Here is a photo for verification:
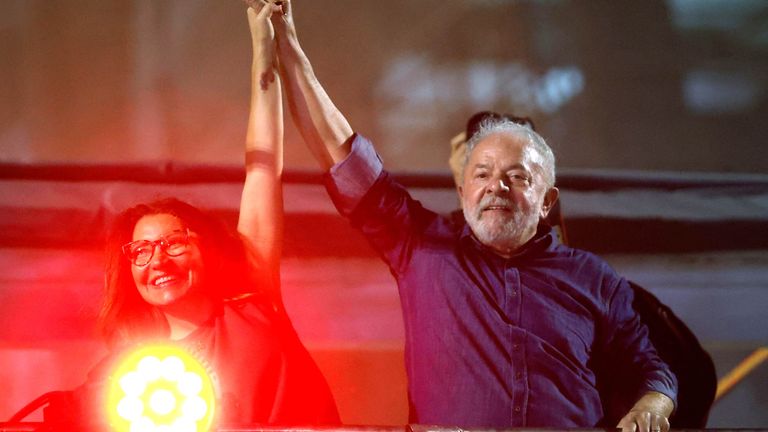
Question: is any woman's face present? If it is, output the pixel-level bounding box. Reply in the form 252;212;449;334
128;213;206;308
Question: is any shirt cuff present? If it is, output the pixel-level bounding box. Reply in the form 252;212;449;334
644;378;679;411
324;133;384;216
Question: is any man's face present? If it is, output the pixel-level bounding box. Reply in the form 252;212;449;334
459;132;558;257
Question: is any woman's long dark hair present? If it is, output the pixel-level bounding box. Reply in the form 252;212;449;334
98;198;266;348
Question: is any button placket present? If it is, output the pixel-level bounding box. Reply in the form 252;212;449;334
504;265;521;320
507;264;527;426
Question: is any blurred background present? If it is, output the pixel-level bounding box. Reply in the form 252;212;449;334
1;0;767;427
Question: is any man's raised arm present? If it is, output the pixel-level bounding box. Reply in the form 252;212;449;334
271;0;354;170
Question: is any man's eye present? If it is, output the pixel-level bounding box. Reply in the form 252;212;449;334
475;172;488;179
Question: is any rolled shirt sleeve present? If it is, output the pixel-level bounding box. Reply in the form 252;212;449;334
324;133;384;216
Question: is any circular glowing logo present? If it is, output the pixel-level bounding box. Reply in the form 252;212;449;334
106;345;216;432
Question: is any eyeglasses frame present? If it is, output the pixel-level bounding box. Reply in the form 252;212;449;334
121;228;192;267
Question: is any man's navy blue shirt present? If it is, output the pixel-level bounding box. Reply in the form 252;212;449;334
325;135;677;428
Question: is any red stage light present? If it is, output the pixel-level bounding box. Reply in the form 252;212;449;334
106;345;217;432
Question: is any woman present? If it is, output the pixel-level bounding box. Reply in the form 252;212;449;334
71;2;339;428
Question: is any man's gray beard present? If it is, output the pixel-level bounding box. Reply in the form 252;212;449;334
463;204;539;253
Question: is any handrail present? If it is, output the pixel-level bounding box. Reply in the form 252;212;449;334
2;161;768;191
715;347;768;401
2;425;766;432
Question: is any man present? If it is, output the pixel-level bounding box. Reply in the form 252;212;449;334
269;1;677;430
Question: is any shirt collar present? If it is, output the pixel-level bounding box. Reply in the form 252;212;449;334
460;220;560;260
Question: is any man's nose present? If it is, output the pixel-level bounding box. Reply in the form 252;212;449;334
486;178;511;194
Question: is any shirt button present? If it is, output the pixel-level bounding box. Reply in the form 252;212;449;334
510;290;517;296
512;344;519;350
514;406;521;412
516;372;523;379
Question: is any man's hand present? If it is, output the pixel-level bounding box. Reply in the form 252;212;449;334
264;0;354;169
617;391;675;432
268;0;296;44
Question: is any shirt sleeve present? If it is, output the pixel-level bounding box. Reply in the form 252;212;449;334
601;277;679;410
323;133;384;216
322;133;440;274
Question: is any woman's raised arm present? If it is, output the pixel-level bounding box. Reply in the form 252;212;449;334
238;1;285;300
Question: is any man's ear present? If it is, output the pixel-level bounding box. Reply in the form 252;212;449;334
540;186;559;219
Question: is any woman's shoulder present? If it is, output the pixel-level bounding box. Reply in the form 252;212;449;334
223;293;313;348
222;292;279;323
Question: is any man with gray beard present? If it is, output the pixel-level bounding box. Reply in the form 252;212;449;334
269;1;677;430
459;120;558;258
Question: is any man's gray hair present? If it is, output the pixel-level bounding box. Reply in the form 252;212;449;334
463;118;556;187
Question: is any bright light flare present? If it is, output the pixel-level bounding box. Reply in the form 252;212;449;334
107;345;216;432
149;389;177;415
